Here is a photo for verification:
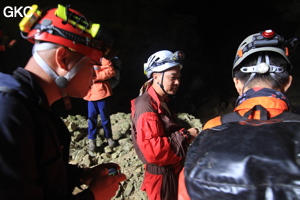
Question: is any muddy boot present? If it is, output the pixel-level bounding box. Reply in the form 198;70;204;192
107;138;116;148
88;139;96;151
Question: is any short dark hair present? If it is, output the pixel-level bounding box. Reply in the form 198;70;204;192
233;52;290;90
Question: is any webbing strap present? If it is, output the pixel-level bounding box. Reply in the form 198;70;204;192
0;86;17;94
0;86;27;103
221;104;268;123
242;105;268;120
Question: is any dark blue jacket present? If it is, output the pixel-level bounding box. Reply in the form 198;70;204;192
0;67;89;199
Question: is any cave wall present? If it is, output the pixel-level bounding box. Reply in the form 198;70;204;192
1;0;300;124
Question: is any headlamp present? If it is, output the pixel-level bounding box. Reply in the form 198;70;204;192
19;4;41;33
55;5;100;38
54;4;114;49
55;4;114;57
151;51;185;68
236;30;298;60
172;50;185;62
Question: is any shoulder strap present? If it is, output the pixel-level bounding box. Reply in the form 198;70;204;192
0;86;18;94
242;105;268;120
221;104;300;124
221;105;269;123
0;86;27;102
272;111;300;120
221;112;242;123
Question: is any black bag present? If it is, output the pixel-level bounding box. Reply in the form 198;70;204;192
185;105;300;200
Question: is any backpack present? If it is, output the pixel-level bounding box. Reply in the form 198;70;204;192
108;57;121;88
185;105;300;200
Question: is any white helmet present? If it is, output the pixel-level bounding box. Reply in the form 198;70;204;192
144;50;185;78
233;29;298;75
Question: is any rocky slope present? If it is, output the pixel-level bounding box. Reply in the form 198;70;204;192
63;112;202;200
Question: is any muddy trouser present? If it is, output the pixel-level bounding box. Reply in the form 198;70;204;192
142;164;180;200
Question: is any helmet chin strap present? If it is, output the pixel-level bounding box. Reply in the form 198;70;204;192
32;43;89;109
157;72;172;96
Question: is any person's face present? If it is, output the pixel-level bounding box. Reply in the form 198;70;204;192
66;56;97;98
154;66;181;95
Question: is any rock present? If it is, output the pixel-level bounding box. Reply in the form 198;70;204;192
73;131;86;142
104;146;113;153
118;138;131;145
73;149;87;164
124;183;134;196
177;112;203;131
82;154;91;167
68;122;78;132
112;131;123;140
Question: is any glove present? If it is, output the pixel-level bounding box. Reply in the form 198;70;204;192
81;163;126;200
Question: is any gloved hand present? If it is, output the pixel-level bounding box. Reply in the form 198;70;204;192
187;127;199;141
80;163;126;200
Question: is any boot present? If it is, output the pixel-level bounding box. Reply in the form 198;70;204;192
88;139;96;151
107;138;116;148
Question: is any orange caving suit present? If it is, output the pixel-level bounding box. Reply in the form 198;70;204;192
131;85;190;200
84;58;115;101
